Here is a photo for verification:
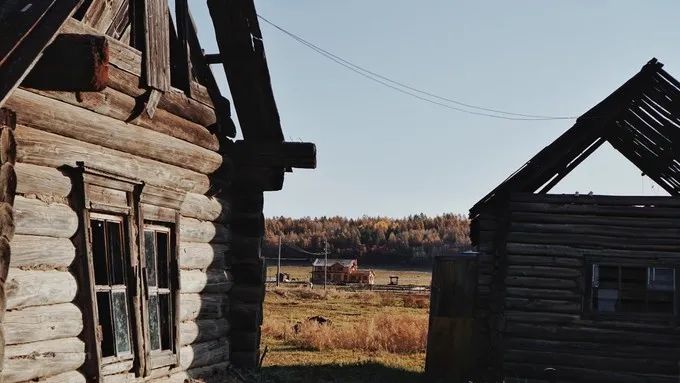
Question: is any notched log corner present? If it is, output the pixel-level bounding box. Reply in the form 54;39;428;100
22;34;109;92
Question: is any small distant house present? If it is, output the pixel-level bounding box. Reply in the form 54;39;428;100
311;258;375;285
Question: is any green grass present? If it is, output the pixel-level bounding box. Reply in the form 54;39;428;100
257;286;430;382
266;265;432;286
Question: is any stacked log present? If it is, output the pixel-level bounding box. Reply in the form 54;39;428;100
498;193;680;382
228;191;266;367
0;8;284;379
0;109;16;381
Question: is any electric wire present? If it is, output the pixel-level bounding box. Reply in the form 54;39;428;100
257;14;579;121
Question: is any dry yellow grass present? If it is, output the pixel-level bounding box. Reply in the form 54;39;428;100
263;313;427;354
258;287;429;382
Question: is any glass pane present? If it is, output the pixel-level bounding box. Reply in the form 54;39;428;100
620;266;646;313
108;221;125;285
157;231;169;289
159;293;172;350
649;268;675;291
144;230;157;287
149;294;161;351
112;292;131;354
594;265;619;312
97;292;114;357
91;219;108;285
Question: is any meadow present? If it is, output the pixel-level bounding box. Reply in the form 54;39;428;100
256;286;431;383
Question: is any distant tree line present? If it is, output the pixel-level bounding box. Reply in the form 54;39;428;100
264;214;470;264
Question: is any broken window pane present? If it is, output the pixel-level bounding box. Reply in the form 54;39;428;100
97;292;114;357
157;231;169;289
92;219;108;285
159;293;172;350
149;294;161;351
112;292;131;354
108;221;125;285
144;230;157;287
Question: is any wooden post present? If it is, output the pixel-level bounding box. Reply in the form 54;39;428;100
0;108;17;382
276;236;281;287
324;239;328;291
425;252;479;382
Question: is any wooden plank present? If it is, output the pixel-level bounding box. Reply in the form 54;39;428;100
143;0;170;91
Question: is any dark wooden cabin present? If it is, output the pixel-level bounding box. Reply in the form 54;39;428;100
0;0;315;382
467;59;680;382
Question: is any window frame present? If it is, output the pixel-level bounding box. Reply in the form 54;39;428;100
583;256;680;322
89;212;134;361
75;164;146;380
140;218;181;372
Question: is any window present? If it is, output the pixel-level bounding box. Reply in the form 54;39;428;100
587;262;677;317
91;213;132;359
144;224;176;356
76;164;184;378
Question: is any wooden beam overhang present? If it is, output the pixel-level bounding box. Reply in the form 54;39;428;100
0;0;84;106
232;141;317;169
22;33;109;91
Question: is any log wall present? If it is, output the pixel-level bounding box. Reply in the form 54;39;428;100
475;193;680;382
0;11;249;382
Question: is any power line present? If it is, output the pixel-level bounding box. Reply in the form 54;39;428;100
257;14;579;121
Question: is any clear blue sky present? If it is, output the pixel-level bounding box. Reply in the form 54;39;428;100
188;1;680;218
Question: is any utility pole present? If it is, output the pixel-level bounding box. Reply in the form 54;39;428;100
324;239;328;290
276;236;281;287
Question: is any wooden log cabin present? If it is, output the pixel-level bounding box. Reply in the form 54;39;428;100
0;0;315;382
463;58;680;382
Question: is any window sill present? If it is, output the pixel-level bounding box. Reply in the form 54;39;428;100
148;350;177;370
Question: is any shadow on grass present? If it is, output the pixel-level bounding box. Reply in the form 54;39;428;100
257;361;424;383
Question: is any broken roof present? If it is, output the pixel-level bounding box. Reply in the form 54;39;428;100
471;58;680;217
312;259;357;267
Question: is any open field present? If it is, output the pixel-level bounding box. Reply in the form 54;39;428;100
257;287;430;382
265;264;432;286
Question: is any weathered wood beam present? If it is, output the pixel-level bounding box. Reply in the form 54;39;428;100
233;141;317;169
22;33;109;92
2;337;85;383
0;0;83;106
207;0;283;141
15;125;211;194
6;89;223;174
